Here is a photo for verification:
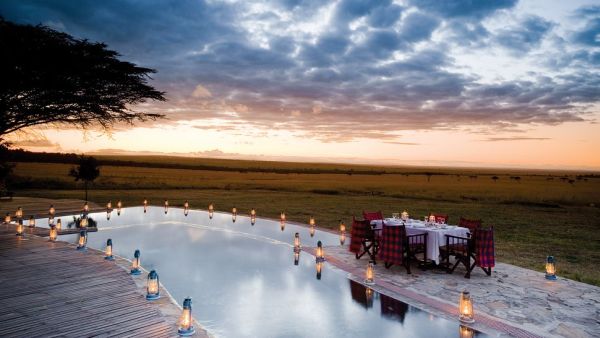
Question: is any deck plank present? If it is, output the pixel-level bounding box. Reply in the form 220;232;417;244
0;234;177;338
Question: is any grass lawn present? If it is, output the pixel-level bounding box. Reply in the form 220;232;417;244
8;158;600;286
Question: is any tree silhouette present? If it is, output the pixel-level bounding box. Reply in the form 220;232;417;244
0;142;15;194
0;18;165;138
491;176;499;183
69;156;100;201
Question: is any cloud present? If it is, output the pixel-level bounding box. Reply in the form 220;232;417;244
0;0;598;143
484;137;551;142
495;16;554;53
192;84;212;98
10;137;61;149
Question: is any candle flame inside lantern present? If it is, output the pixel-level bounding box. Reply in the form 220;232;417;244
105;239;113;259
459;291;475;323
545;256;557;280
365;261;375;284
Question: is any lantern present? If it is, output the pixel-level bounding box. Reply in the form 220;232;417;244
459;291;475;323
184;200;189;209
293;232;301;252
56;218;62;231
316;261;323;280
280;212;286;222
232;207;237;222
76;230;87;250
459;325;475;338
309;216;315;227
83;202;89;213
117;200;123;215
49;205;55;217
16;220;24;236
309;226;315;237
105;239;114;260
143;198;148;213
80;216;88;228
131;249;141;275
339;221;346;245
365;287;374;307
316;240;325;262
401;210;409;221
208;203;214;219
365;261;375;285
545;256;557;280
15;207;23;219
178;298;196;336
294;251;300;265
107;201;112;210
4;213;11;224
49;225;57;241
28;216;35;228
250;208;256;217
146;270;160;300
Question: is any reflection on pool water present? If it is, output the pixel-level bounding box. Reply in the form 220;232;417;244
44;207;488;338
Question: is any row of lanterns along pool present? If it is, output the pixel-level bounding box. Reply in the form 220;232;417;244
6;202;560;335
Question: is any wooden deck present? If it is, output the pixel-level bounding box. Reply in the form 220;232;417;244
0;233;179;337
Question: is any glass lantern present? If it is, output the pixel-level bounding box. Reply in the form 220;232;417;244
545;256;557;280
49;205;55;217
459;291;475;323
293;232;301;252
164;199;169;214
309;216;315;227
184;200;189;210
146;270;160;300
131;249;141;275
459;325;475;338
232;207;237;222
106;201;112;210
339;221;346;245
309;225;315;237
316;261;323;280
117;200;123;215
76;230;87;250
105;239;114;260
16;219;24;236
143;198;148;213
401;210;409;221
294;251;300;266
365;261;375;285
178;298;196;336
280;212;286;222
49;225;57;241
316;240;325;262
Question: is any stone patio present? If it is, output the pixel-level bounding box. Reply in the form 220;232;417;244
323;244;600;338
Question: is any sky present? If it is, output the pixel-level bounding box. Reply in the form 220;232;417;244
1;0;600;170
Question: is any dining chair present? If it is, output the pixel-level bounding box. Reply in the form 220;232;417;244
441;227;495;278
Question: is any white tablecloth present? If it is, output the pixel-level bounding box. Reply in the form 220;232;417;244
371;218;470;264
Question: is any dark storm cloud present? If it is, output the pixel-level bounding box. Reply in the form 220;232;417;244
0;0;598;141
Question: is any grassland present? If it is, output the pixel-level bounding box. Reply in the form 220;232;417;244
7;157;600;286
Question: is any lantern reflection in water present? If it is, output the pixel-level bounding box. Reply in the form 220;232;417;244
49;205;55;217
76;230;87;250
4;213;10;224
178;297;195;336
316;261;323;280
49;225;57;241
459;325;474;338
146;270;160;300
293;232;301;252
143;199;148;213
339;221;346;245
315;241;325;263
232;207;237;222
56;218;62;230
105;239;114;260
117;200;122;215
131;249;141;275
15;207;23;220
459;291;475;323
164;199;169;214
208;204;214;219
28;216;35;228
294;251;300;265
184;201;189;216
280;212;286;222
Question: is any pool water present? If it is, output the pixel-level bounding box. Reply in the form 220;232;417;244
44;207;488;338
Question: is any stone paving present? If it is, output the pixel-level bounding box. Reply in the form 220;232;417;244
324;244;600;338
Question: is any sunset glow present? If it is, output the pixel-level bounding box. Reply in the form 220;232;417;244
2;0;599;169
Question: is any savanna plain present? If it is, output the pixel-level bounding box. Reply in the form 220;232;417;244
9;155;600;286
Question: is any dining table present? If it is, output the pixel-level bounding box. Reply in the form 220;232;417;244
370;218;470;265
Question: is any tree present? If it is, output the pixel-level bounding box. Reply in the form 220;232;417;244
0;142;15;193
69;156;100;201
0;18;165;138
491;176;499;183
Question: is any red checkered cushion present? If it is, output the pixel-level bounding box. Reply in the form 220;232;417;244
349;217;369;254
378;223;405;266
363;210;383;221
475;227;495;268
433;214;449;224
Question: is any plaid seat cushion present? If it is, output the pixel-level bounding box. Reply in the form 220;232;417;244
475;227;495;268
378;224;405;266
349;218;369;254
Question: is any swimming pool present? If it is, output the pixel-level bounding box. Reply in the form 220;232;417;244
44;207;488;337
